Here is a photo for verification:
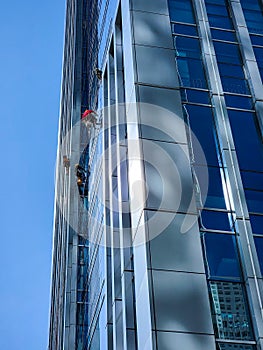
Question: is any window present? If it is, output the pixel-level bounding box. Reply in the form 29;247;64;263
250;214;263;234
225;95;253;110
172;23;197;36
195;165;227;209
254;237;263;274
202;233;241;280
184;105;219;166
205;0;233;29
200;210;231;231
168;0;196;24
228;110;263;172
211;29;236;42
209;281;253;340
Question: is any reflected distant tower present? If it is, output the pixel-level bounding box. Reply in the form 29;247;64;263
49;0;263;349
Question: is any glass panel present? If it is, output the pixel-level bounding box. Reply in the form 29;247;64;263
254;237;263;274
181;89;210;104
241;171;263;191
177;57;207;88
228;110;263;172
214;42;241;64
168;0;195;24
211;29;236;42
202;233;241;280
200;210;231;231
254;46;263;67
206;3;229;16
217;343;256;350
221;77;249;95
218;63;245;78
209;281;253;340
184;105;219;166
250;214;263;234
250;34;263;46
225;95;253;110
245;189;263;213
175;36;202;58
195;166;226;209
205;1;233;30
172;23;198;36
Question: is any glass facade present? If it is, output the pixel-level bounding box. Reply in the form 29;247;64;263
49;0;263;349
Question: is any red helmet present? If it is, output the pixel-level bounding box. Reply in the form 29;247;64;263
82;109;94;119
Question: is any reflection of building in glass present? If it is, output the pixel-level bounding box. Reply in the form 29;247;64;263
210;281;251;340
49;0;263;349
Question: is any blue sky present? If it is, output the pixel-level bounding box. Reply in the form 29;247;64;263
0;1;65;348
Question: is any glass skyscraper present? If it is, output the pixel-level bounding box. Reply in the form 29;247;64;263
49;0;263;349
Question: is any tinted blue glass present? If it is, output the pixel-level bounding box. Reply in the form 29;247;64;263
254;237;263;274
245;190;263;213
221;77;250;94
250;214;263;234
181;89;210;104
172;23;197;36
240;0;261;11
242;8;263;34
195;166;226;209
206;3;229;16
177;57;207;88
200;210;231;230
241;171;263;191
214;42;241;64
218;63;244;78
202;233;240;279
228;110;263;172
175;36;201;58
254;47;263;66
209;15;233;30
211;29;236;42
225;95;253;109
184;105;218;165
250;34;263;46
168;0;195;24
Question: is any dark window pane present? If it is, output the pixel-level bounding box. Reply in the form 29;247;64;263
250;34;263;46
184;105;218;166
175;36;201;58
181;89;210;104
254;47;263;67
241;171;263;191
225;95;253;110
195;166;226;209
168;0;195;24
221;77;250;94
243;10;263;34
172;23;197;36
250;214;263;234
211;29;236;42
254;237;263;274
214;42;241;64
245;189;263;213
240;0;262;11
209;281;253;340
206;4;229;16
218;63;245;78
200;210;231;230
202;233;241;280
177;57;207;88
209;15;233;30
228;110;263;172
